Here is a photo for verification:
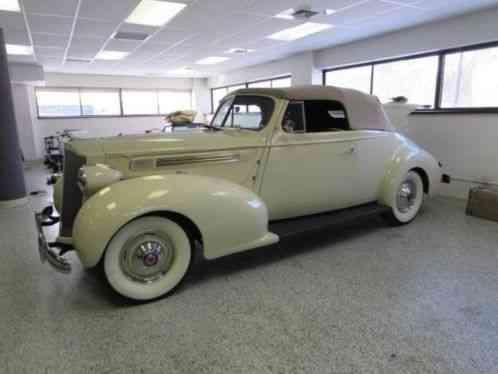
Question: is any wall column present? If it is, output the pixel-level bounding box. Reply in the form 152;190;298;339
0;28;27;208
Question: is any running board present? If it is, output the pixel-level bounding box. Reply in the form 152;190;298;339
269;203;390;238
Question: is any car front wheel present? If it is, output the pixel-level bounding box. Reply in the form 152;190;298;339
104;216;192;301
383;171;424;225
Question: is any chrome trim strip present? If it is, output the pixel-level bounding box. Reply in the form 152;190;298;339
156;153;240;167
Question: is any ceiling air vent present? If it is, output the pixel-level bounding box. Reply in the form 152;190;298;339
66;58;92;63
291;8;319;19
113;31;150;41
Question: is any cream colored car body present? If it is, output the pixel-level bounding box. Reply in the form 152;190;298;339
55;86;442;268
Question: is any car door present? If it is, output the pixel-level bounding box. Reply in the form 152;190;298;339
260;100;359;221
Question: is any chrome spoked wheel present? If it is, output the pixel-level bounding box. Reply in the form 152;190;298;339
384;171;424;225
104;217;192;301
396;179;418;214
120;233;175;283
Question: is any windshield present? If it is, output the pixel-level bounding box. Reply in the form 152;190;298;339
210;95;275;130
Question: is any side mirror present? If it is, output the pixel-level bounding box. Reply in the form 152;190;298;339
283;119;295;133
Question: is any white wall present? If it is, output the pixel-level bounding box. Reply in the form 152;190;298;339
208;51;317;88
207;7;498;199
11;84;39;160
13;73;211;160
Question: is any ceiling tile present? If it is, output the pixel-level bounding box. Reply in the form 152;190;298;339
147;28;195;45
32;33;69;48
105;38;142;52
3;30;30;45
7;54;36;63
38;55;63;66
67;37;106;59
34;46;65;58
327;0;400;25
27;14;74;34
167;4;267;32
73;18;118;39
0;11;27;32
23;0;78;17
78;0;140;22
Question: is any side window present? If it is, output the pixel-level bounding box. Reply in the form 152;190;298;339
226;96;275;130
282;102;305;133
304;100;350;132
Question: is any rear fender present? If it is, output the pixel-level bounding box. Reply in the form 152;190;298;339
379;138;441;208
73;174;278;268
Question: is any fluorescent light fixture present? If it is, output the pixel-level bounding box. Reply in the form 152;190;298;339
0;0;20;12
325;9;337;15
126;0;186;27
267;22;333;41
6;44;33;55
95;50;129;60
274;8;295;20
226;48;254;54
195;56;229;65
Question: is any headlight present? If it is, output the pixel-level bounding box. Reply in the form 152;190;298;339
77;168;87;187
78;164;122;196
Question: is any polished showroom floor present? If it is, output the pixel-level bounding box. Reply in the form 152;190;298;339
1;164;497;374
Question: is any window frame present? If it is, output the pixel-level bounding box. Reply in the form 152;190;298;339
322;40;498;114
210;75;292;113
35;87;193;119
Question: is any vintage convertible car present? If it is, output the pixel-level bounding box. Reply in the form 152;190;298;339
36;85;448;300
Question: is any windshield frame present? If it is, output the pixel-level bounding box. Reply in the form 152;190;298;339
210;94;276;131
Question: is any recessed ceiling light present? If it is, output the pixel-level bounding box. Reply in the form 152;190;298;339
195;56;230;65
325;9;337;15
95;51;129;60
6;44;33;55
0;0;20;12
126;0;187;27
267;22;333;41
226;48;254;54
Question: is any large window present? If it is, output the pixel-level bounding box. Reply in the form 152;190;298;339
211;75;292;112
441;46;498;108
122;90;159;116
325;65;372;94
323;41;498;112
373;56;438;108
36;89;81;117
80;89;121;116
36;88;192;118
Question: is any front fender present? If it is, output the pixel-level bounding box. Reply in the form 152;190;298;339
379;137;441;207
73;174;278;268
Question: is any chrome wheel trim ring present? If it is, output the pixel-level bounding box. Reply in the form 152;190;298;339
119;232;175;284
396;179;418;214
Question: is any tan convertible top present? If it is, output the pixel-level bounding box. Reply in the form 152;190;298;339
233;85;393;131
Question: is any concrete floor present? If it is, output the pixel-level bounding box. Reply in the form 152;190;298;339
0;165;497;374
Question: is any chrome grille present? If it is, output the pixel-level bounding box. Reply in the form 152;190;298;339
60;149;86;237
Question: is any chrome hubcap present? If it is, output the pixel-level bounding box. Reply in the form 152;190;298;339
120;233;175;283
397;180;418;213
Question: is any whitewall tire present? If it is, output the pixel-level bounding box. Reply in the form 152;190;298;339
384;171;424;225
104;216;192;301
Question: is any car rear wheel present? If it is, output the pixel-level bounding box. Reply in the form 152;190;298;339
383;171;424;225
104;216;192;301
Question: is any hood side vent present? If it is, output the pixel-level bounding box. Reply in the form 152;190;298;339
130;158;155;170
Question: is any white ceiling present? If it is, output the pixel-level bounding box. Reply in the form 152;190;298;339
2;0;498;78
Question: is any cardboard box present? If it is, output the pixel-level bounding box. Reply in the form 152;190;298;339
466;187;498;222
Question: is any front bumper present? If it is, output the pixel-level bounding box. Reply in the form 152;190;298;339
35;212;72;273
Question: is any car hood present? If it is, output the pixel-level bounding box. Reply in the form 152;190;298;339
68;129;266;160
